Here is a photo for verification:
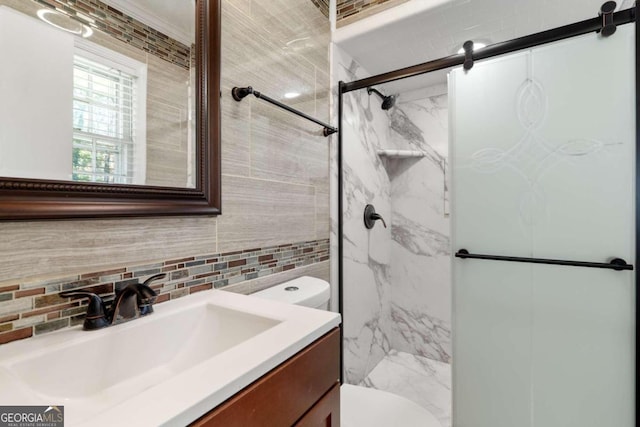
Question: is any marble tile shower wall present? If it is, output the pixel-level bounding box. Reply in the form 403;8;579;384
0;0;331;344
388;91;451;363
334;43;452;383
334;45;394;385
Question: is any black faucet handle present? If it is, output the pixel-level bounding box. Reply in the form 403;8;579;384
136;284;157;316
59;291;109;330
142;273;166;288
138;273;165;315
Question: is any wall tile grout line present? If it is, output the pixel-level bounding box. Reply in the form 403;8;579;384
220;173;319;189
0;238;329;346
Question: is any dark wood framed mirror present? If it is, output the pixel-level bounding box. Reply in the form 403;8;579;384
0;0;221;220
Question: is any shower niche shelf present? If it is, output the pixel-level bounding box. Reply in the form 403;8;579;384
376;149;426;159
377;149;427;180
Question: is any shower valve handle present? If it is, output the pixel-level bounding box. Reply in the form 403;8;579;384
364;204;387;229
370;213;387;228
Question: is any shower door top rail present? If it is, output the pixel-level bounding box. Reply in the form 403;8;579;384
340;6;636;93
455;249;633;271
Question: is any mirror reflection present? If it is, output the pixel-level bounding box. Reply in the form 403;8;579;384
0;0;196;188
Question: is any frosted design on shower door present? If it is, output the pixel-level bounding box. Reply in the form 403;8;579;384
450;25;635;427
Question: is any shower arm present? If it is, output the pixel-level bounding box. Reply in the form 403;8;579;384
231;86;338;137
367;87;385;99
366;87;396;110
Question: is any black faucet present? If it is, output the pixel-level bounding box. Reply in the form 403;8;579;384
60;273;166;330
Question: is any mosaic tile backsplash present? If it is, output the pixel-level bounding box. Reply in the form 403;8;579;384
337;0;408;24
34;0;191;69
310;0;397;23
0;239;329;345
310;0;329;18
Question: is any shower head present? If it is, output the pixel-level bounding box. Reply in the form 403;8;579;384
367;87;396;110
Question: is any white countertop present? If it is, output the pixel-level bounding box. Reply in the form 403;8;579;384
0;289;341;426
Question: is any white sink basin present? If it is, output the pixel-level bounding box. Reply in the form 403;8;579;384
10;305;280;399
0;289;341;426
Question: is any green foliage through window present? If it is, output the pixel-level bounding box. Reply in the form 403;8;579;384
71;55;136;184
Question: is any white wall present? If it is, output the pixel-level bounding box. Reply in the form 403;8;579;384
0;6;73;181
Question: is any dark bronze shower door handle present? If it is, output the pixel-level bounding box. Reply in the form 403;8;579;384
455;249;633;271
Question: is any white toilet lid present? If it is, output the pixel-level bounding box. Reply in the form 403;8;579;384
341;384;442;427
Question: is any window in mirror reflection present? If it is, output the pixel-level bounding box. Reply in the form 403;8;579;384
72;42;147;185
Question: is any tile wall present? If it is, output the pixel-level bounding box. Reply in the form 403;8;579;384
334;42;452;384
34;0;191;69
388;88;451;363
336;0;410;26
0;239;329;344
311;0;330;18
334;44;394;384
0;0;331;345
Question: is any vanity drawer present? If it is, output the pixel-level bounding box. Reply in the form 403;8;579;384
191;327;340;427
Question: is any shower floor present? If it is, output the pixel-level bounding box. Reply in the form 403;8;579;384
362;350;452;427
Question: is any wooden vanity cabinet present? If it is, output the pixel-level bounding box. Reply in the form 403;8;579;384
191;328;341;427
294;382;340;426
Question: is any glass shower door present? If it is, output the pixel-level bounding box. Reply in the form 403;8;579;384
450;24;635;427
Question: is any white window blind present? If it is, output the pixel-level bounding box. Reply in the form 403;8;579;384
72;55;137;184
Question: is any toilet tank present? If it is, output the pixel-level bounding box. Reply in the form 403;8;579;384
251;276;330;310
